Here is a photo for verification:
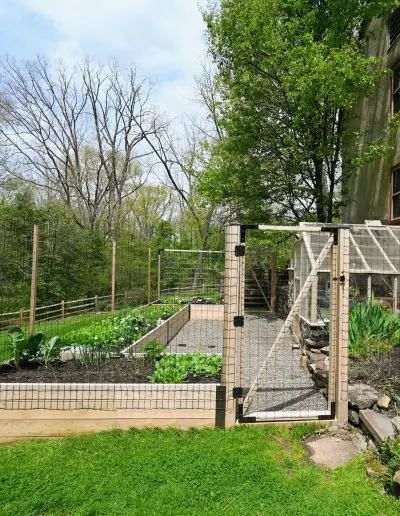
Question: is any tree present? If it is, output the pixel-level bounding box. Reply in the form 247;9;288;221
202;0;400;223
0;57;156;232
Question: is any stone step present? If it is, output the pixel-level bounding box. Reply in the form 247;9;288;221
359;409;395;446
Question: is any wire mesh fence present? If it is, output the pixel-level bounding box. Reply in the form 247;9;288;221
0;224;225;421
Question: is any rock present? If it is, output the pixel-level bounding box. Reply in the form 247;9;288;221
304;338;328;349
367;465;388;478
392;416;400;434
360;409;395;446
367;439;378;453
305;437;359;468
320;346;330;355
349;410;360;426
348;383;379;410
312;370;329;389
377;395;391;410
292;342;300;350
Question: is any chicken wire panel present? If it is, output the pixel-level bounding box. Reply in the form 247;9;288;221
160;249;224;303
242;229;332;421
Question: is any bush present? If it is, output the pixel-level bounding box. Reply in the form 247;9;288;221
349;297;400;357
380;437;400;491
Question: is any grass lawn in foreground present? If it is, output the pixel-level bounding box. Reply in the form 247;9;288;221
0;425;399;515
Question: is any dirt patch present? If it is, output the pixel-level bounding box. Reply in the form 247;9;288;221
0;358;220;384
349;347;400;395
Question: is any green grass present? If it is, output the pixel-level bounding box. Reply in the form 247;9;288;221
160;290;221;304
0;425;399;515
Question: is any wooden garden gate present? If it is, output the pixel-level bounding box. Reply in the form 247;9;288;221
221;223;350;427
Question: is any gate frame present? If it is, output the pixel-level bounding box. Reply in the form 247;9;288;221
222;223;350;427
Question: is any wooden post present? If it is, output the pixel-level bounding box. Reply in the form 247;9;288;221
148;248;152;305
335;228;350;425
393;276;398;312
29;224;39;334
271;251;277;312
61;300;65;320
222;223;243;427
111;240;116;313
367;275;372;300
94;295;98;312
19;308;24;327
157;250;161;301
328;240;338;406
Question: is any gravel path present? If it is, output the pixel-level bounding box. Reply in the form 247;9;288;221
167;311;328;419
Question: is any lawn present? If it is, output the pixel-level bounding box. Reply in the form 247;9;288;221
0;425;399;515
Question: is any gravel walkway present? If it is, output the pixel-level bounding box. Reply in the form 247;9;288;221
167;311;328;419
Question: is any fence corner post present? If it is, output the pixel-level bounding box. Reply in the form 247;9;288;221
222;223;243;427
335;228;350;425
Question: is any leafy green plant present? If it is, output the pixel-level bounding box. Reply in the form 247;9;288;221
349;297;400;357
6;328;29;368
40;336;63;367
5;328;62;367
149;353;222;384
142;340;166;362
380;436;400;491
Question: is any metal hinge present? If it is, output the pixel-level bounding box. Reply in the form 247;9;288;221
233;315;244;327
235;245;245;257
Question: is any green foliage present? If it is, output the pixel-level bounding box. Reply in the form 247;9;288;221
141;340;166;362
40;336;63;367
64;305;180;365
380;436;400;490
202;0;400;222
349;298;400;357
5;328;61;367
149;353;222;383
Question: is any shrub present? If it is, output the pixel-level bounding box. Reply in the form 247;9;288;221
380;437;400;490
349;297;400;357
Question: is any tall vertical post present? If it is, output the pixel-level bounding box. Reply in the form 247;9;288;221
335;228;350;425
29;224;39;334
111;240;116;313
148;248;152;305
222;223;243;427
61;300;65;320
328;236;338;406
271;251;277;313
157;250;161;301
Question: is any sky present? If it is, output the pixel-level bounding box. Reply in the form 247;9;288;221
0;0;209;120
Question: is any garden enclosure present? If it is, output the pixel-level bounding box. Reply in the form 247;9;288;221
2;220;399;439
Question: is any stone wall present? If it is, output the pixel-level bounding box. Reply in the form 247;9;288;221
299;318;330;396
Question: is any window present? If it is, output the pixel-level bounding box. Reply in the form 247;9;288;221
390;9;400;47
391;166;400;222
393;66;400;115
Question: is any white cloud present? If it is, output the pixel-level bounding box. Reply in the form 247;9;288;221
10;0;208;120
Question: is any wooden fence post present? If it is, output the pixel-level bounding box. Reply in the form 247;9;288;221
19;308;24;327
271;251;277;313
335;228;350;425
148;248;152;305
61;300;65;320
157;250;161;301
222;223;243;427
95;295;98;312
29;224;39;334
111;240;116;313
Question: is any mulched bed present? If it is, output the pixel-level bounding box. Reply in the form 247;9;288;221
0;358;220;384
349;346;400;395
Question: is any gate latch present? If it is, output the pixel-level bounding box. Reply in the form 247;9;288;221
233;315;244;327
339;274;346;283
235;245;245;257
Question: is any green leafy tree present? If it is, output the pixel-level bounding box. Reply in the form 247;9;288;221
202;0;400;223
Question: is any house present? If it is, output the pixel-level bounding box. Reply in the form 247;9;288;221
343;9;400;224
